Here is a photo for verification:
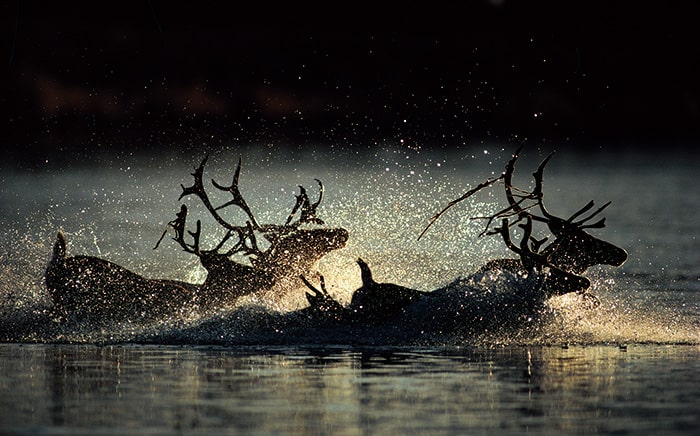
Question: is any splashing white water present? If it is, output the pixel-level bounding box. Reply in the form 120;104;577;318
1;146;697;345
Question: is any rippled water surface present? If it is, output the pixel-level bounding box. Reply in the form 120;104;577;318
1;343;698;435
1;144;698;433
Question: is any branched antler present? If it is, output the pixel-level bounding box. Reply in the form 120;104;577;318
300;274;346;315
421;144;627;294
211;157;261;229
495;217;545;270
179;156;259;234
421;143;616;242
418;143;534;241
156;155;333;271
418;172;507;240
495;217;591;293
154;205;196;252
285;179;325;226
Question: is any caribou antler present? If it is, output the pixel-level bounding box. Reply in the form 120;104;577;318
160;155;329;251
300;274;347;317
178;156;260;234
528;153;612;237
421;145;627;293
155;155;337;275
495;217;591;293
153;203;262;259
285;179;325;226
422;143;615;241
211;157;261;230
418;142;538;241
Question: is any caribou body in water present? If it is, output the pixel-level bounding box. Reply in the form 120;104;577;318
300;146;627;324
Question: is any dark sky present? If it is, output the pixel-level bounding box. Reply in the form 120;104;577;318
2;1;699;164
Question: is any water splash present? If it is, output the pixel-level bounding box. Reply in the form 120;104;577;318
1;146;697;346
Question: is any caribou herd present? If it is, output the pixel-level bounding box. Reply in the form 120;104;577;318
45;146;627;325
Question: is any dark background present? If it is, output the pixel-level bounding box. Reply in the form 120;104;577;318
2;1;698;165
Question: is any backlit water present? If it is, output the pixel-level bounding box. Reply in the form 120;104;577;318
1;144;698;434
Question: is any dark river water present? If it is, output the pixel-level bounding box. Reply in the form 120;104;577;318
1;343;697;435
0;144;698;434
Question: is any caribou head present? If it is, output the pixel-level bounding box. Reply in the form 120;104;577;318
154;156;349;301
420;144;627;296
501;147;628;277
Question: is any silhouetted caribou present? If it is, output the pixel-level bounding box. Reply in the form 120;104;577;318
45;157;348;320
421;144;627;296
302;258;427;322
301;146;627;322
46;231;196;319
490;148;626;296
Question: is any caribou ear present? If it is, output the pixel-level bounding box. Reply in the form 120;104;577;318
357;258;374;286
52;231;67;261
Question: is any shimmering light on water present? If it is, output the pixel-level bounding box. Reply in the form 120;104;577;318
0;344;697;434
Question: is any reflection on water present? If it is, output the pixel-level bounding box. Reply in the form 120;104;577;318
0;344;697;434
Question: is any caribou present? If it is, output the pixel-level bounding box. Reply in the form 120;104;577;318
45;156;348;321
418;144;627;296
474;145;627;296
301;258;428;323
45;148;626;328
301;146;628;322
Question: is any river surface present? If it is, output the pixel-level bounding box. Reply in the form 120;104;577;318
0;144;698;434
